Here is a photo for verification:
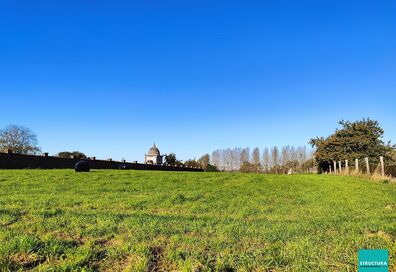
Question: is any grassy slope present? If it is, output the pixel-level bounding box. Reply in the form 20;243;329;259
0;170;395;271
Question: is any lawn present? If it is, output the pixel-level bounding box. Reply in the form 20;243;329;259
0;170;395;271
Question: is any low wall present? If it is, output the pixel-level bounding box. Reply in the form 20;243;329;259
0;152;203;172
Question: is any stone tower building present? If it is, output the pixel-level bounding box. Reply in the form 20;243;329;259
144;144;163;165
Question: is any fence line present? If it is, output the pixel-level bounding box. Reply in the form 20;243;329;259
328;156;393;177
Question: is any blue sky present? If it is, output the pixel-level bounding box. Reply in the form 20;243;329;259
1;1;395;162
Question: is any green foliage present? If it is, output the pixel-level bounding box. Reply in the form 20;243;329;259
185;156;218;171
184;159;200;168
165;153;184;166
56;151;72;158
165;153;176;165
385;165;396;177
57;151;87;159
174;160;184;167
205;164;218;172
0;170;395;271
310;118;394;172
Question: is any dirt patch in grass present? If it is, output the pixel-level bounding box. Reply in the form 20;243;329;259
113;256;136;271
366;231;393;242
147;246;164;272
98;254;146;272
104;237;124;247
11;253;45;270
93;238;110;246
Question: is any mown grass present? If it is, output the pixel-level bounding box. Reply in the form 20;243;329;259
0;170;395;271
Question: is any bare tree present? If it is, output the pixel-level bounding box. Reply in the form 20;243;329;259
263;147;270;173
241;147;250;164
271;146;280;174
0;125;41;154
211;150;221;169
252;147;261;173
296;146;307;171
230;148;241;171
289;146;298;171
211;145;315;173
224;148;232;171
229;148;236;171
281;146;290;173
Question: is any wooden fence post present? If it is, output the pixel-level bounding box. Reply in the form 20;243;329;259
355;159;359;173
365;157;370;175
380;156;385;177
345;160;349;174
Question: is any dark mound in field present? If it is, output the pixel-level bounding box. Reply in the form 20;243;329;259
74;161;90;172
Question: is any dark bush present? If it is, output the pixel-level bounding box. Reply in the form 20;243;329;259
75;161;90;172
385;164;396;177
206;164;219;172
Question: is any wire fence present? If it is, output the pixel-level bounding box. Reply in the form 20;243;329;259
327;156;396;178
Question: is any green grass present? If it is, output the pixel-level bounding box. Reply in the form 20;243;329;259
0;170;395;271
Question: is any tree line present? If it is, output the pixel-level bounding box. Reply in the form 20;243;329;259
211;146;315;173
2;119;395;175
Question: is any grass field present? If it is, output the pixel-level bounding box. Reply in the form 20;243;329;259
0;170;395;271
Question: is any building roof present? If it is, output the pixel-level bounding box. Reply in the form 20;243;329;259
147;143;160;156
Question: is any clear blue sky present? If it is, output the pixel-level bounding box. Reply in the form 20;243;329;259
1;1;395;162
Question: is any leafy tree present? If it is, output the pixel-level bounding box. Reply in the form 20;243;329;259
392;150;396;161
72;151;87;159
165;153;177;165
285;160;299;171
310;119;394;172
206;164;219;172
186;157;218;171
0;125;41;154
197;154;210;170
57;151;87;159
184;159;201;168
301;158;317;172
175;160;184;167
57;152;73;158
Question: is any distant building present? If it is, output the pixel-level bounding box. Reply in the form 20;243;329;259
144;143;164;165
